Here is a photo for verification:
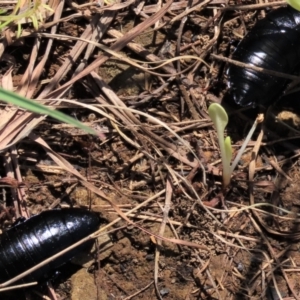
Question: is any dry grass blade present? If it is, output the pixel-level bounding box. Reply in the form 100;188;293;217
45;0;174;99
30;133;209;250
212;53;300;81
1;66;13;91
0;282;37;292
0;12;114;150
74;11;116;75
90;74;207;175
122;281;154;300
0;0;173;152
154;176;172;300
16;0;65;98
38;21;93;98
170;0;211;23
249;129;299;299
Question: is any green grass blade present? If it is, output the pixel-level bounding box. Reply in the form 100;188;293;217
0;88;97;135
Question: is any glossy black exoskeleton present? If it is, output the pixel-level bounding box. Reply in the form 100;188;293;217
227;6;300;107
0;208;100;284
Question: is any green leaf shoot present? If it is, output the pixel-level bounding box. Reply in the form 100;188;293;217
208;103;232;189
224;136;232;165
208;103;262;191
286;0;300;11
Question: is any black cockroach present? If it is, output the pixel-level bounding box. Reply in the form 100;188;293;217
227;6;300;107
0;208;100;284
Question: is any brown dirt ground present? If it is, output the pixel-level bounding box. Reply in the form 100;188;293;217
2;0;300;299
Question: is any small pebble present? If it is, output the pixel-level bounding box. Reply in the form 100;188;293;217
160;287;170;296
237;262;244;272
145;254;154;261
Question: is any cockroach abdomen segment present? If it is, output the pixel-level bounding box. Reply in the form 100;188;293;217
226;6;300;107
0;208;100;284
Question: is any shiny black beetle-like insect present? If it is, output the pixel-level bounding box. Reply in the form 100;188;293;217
0;208;100;284
227;6;300;107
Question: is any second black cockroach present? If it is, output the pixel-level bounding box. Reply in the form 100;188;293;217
227;5;300;107
0;208;100;285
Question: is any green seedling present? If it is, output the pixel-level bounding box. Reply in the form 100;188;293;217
0;0;53;37
208;103;232;190
0;88;97;136
208;103;262;190
286;0;300;11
